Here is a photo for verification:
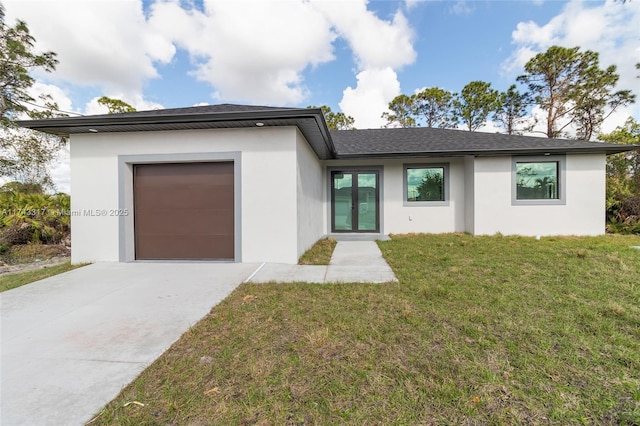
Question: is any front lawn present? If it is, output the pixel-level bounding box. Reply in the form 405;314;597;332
91;234;640;425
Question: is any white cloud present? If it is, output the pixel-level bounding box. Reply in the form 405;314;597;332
50;147;70;194
5;0;417;129
505;0;640;87
475;120;503;134
147;0;336;105
84;95;163;115
599;104;637;135
510;18;560;48
508;1;639;66
310;1;416;69
145;0;416;121
339;68;402;129
311;0;415;128
28;82;77;116
503;0;640;133
5;0;419;120
404;0;420;10
501;46;537;74
450;1;473;16
3;0;173;105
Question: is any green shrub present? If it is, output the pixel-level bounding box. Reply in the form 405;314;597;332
607;195;640;235
0;191;70;246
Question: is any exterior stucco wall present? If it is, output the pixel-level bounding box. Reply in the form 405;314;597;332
326;154;605;237
463;156;475;235
69;140;121;263
471;154;606;236
295;130;325;258
70;124;608;265
70;127;302;264
324;158;466;234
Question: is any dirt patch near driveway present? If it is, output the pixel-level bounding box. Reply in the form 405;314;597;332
0;244;71;276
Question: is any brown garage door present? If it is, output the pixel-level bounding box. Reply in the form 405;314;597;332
134;162;234;260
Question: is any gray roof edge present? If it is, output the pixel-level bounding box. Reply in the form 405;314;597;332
16;106;338;160
329;126;625;145
334;144;640;159
18;106;634;160
16;107;319;129
309;109;337;158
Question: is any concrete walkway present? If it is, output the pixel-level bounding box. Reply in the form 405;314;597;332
248;241;398;283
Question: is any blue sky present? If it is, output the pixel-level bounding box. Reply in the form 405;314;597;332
142;1;564;109
3;0;639;192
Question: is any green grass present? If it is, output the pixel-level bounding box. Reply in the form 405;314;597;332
91;234;640;425
298;237;337;265
0;261;85;293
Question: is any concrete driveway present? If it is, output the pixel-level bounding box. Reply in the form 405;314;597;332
0;262;259;426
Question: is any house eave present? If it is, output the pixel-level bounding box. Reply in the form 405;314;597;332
333;145;640;159
18;106;638;161
16;107;338;160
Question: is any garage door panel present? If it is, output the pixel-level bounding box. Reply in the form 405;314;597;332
134;186;234;210
137;186;234;210
136;235;234;260
136;177;235;189
136;163;234;185
135;209;234;235
134;162;235;260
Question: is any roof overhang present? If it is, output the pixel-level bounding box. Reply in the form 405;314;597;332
329;126;639;158
17;107;337;160
334;145;639;159
18;106;638;160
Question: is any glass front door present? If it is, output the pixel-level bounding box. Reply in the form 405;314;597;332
331;170;379;233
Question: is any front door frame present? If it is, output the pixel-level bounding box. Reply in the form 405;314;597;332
328;166;383;234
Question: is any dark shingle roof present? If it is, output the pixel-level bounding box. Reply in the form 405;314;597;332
17;103;638;158
72;103;300;120
330;127;637;157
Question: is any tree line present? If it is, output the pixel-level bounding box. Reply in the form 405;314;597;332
374;46;635;142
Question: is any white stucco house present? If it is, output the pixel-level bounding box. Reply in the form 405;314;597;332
19;104;638;264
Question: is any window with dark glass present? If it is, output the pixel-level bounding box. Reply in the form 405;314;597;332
515;161;559;200
406;166;445;202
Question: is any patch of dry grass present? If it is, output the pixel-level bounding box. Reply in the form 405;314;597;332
298;237;337;265
1;244;69;264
